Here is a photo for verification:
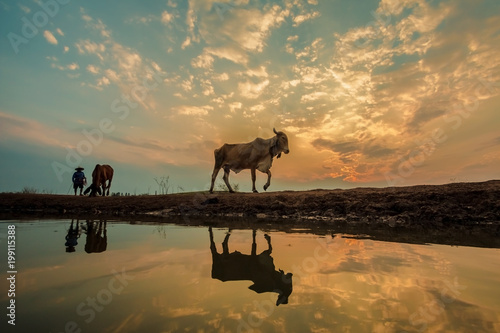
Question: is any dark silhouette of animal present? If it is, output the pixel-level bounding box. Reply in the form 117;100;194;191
209;227;293;306
84;220;107;254
209;128;290;193
84;164;113;197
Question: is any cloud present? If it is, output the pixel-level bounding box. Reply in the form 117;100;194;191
312;138;360;155
293;11;320;26
204;46;249;66
301;91;328;103
191;51;214;69
71;10;168;110
277;0;500;183
49;59;80;72
43;30;58;45
188;1;291;66
0;111;65;148
161;10;174;24
96;76;110;88
33;1;500;188
243;66;268;78
181;37;192;49
213;72;229;81
75;40;106;59
238;79;269;99
86;64;100;74
173;105;213;116
66;63;79;70
407;102;447;131
126;14;156;25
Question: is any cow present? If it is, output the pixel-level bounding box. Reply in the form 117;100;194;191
208;227;293;306
84;164;113;197
84;220;107;254
209;128;290;193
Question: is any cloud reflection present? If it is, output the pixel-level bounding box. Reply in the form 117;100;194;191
8;223;500;332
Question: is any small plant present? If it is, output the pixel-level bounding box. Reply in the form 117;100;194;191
214;181;239;192
154;176;171;195
21;186;38;194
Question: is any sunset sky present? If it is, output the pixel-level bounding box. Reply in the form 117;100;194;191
1;0;499;194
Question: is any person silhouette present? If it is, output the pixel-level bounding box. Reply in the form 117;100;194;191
65;219;81;252
72;166;87;196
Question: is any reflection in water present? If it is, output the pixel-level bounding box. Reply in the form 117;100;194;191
65;219;108;253
209;227;293;306
6;221;500;332
84;220;107;254
64;219;81;252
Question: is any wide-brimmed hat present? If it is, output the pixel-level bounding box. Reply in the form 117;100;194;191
75;166;84;171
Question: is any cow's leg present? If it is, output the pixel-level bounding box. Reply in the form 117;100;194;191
251;168;258;193
251;229;257;256
222;166;234;193
209;167;220;193
222;231;231;254
208;227;218;255
263;170;272;191
106;179;112;196
264;233;272;254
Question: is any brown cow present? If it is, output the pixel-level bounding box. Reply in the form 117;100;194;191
84;220;107;254
209;227;293;306
84;164;113;197
209;128;290;193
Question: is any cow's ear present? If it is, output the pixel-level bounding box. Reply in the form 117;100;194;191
277;152;282;159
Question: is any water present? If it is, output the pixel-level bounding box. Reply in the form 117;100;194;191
1;220;499;333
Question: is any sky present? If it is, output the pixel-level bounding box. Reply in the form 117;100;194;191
0;0;499;194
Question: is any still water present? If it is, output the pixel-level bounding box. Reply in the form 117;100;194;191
1;220;499;333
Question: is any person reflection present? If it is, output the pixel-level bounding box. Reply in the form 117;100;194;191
65;219;81;253
84;220;107;254
209;227;293;306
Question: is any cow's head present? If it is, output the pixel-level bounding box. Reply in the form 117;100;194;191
273;128;290;158
84;184;101;197
276;271;293;306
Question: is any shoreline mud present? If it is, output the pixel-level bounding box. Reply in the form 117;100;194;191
1;180;499;247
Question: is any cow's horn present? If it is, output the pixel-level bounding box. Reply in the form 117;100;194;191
273;128;278;135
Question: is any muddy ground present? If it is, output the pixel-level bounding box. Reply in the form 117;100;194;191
1;180;499;247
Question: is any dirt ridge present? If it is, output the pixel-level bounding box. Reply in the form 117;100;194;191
1;180;499;231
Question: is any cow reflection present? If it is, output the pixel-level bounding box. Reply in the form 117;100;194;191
84;220;107;254
209;227;293;305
